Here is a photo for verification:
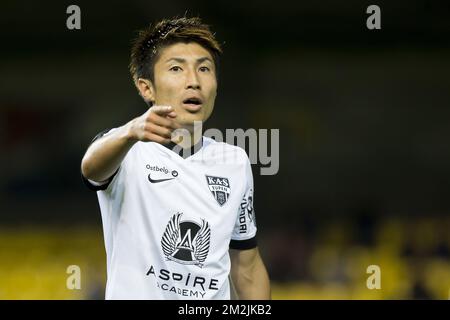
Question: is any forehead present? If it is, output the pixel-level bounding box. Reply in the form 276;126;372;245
156;42;213;64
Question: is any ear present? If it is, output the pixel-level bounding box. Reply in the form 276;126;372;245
136;78;155;105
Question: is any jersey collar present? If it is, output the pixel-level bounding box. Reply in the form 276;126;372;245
163;137;204;159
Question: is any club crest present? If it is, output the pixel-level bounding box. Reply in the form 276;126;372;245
205;175;231;206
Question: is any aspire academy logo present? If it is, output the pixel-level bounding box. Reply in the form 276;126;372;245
161;213;211;268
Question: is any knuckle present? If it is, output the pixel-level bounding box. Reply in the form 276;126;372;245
146;113;154;122
146;133;156;142
143;123;152;133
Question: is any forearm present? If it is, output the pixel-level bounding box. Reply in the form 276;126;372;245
231;250;271;300
81;121;137;182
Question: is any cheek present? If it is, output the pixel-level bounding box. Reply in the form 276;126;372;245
206;84;217;111
204;92;216;118
154;76;180;103
207;81;218;101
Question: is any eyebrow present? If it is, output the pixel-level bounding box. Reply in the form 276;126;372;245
165;57;213;64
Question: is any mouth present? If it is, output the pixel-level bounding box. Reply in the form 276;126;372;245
182;97;203;112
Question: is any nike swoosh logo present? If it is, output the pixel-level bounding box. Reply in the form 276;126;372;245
148;174;175;183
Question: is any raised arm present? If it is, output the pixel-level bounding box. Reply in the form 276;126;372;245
81;105;178;182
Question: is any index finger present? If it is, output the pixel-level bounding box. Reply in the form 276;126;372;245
150;105;174;116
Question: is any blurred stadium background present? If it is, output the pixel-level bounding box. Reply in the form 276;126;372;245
0;0;449;299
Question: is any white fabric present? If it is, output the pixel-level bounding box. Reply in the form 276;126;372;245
88;179;109;186
93;132;257;300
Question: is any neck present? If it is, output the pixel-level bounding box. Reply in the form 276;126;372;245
171;121;203;148
165;121;204;159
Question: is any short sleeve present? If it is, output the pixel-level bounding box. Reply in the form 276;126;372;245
81;128;120;191
229;157;258;250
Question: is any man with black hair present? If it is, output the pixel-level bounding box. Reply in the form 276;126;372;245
81;16;270;300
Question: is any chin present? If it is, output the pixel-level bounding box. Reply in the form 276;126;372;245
176;119;201;132
181;114;206;125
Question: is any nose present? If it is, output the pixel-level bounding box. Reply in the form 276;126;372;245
185;68;200;90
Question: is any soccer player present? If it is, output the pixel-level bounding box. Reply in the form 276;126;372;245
81;16;271;300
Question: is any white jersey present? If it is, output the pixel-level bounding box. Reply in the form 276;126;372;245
82;129;258;300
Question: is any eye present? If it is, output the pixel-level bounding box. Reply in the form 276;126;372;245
169;66;182;72
199;66;210;72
